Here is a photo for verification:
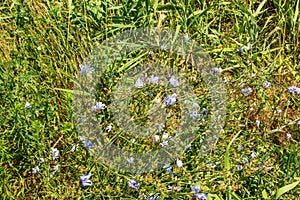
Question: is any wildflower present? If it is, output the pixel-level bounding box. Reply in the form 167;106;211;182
224;77;229;83
135;78;144;88
106;125;112;132
207;163;216;169
277;109;282;114
80;65;93;75
190;110;200;120
83;140;93;149
201;108;207;115
53;164;59;172
50;173;54;178
165;93;177;106
93;102;105;112
51;148;59;160
40;158;45;163
238;47;244;52
288;86;298;93
267;167;273;171
241;87;253;95
130;138;136;143
167;185;173;191
32;166;39;174
256;120;260;128
243;157;249;164
195;193;208;200
287;133;292;139
127;157;134;164
169;76;180;87
184;34;190;41
236;165;243;170
153;135;160;142
251;73;256;77
166;167;173;175
25;102;31;108
148;51;154;55
147;75;160;84
71;144;79;152
163;162;171;168
176;159;183;168
263;81;271;88
296;87;300;94
251;152;256;159
80;173;92;187
160;140;168;147
190;185;200;193
160;44;167;51
248;44;253;50
162;133;169;140
127;180;138;189
212;67;222;73
238;145;244;149
192;102;199;108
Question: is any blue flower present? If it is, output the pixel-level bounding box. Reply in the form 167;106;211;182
160;45;167;51
190;110;200;120
236;165;243;170
147;75;160;84
184;34;191;41
190;185;200;193
148;51;154;55
201;108;207;115
169;76;180;87
83;140;93;149
80;65;93;75
243;157;249;164
127;157;134;164
80;173;92;187
40;158;45;163
92;102;105;112
241;88;253;95
238;47;244;52
127;180;138;189
165;93;177;106
160;140;168;147
135;78;144;88
51;148;59;160
25;102;31;108
53;164;59;172
263;81;271;88
32;166;39;174
212;68;222;73
194;193;208;200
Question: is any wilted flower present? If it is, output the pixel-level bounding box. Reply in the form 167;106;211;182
25;102;31;108
165;93;177;106
32;166;39;174
127;180;138;189
51;148;59;160
176;159;183;168
169;76;180;87
93;102;105;112
80;173;92;187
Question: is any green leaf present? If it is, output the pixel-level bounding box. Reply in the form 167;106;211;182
275;181;300;199
224;130;242;170
262;189;269;199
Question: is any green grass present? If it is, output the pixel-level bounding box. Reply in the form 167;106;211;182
0;0;299;199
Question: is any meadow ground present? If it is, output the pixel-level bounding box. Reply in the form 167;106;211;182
0;0;299;199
